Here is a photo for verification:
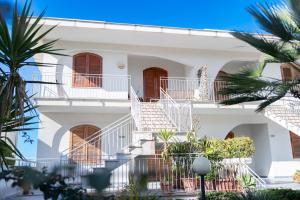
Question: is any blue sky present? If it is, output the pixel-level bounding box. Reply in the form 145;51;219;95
16;0;280;159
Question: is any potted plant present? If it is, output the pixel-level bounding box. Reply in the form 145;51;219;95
293;170;300;183
179;155;197;192
157;129;174;160
237;174;256;191
160;175;173;192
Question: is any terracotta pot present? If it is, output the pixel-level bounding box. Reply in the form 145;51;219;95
217;179;239;192
181;178;197;192
160;182;173;192
205;180;217;191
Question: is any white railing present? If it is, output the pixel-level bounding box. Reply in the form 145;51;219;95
62;114;133;155
130;86;142;130
60;115;136;176
161;77;230;102
160;88;192;132
239;160;266;189
32;73;131;100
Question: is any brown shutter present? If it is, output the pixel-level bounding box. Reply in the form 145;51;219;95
88;54;102;87
290;131;300;159
70;125;101;164
281;64;293;81
214;71;228;102
73;53;102;87
73;54;88;87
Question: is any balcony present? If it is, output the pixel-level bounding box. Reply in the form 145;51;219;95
160;77;231;102
32;73;131;100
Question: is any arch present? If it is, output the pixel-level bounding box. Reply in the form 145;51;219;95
72;53;103;87
70;124;101;164
143;67;168;101
213;60;258;102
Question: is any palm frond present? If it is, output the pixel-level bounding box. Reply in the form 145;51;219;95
288;0;300;31
247;2;299;41
231;32;299;63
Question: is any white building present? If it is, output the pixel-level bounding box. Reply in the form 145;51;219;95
33;17;300;183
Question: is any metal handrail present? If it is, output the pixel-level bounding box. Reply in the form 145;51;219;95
240;160;266;188
130;86;142;130
160;88;192;132
62;114;132;155
63;114;134;158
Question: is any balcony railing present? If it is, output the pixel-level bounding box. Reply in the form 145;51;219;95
161;77;231;102
32;73;131;100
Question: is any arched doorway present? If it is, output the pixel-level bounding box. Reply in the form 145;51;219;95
143;67;168;101
70;125;101;164
73;53;103;87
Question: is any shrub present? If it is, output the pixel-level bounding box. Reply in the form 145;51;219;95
262;189;300;200
204;192;239;200
200;190;300;200
223;137;255;158
197;136;255;160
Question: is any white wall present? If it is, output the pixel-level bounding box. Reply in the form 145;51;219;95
232;124;272;177
37;112;126;159
128;55;188;97
39;42;129;99
197;114;268;138
41;40;260;80
267;120;300;177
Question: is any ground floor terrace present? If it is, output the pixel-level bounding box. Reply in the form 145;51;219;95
35;104;300;180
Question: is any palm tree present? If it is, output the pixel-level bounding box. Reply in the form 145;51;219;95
219;0;300;111
0;0;63;168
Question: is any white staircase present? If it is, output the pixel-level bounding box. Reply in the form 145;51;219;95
139;102;177;132
265;98;300;136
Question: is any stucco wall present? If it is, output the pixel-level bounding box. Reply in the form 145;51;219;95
41;40;260;80
232;124;272;177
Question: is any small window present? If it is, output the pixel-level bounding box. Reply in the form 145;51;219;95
290;131;300;159
73;53;103;87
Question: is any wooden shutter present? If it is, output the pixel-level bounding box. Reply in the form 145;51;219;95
70;125;101;164
214;71;228;101
88;54;102;87
290;131;300;159
73;53;102;87
281;64;293;81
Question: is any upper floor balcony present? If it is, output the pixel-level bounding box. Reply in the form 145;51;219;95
32;73;131;100
32;72;230;103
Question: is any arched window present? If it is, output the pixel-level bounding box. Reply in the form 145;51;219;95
70;125;101;164
72;53;103;87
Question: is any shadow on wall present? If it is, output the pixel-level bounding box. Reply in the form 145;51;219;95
231;123;272;177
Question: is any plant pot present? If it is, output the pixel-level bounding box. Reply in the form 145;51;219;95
205;180;217;191
160;182;173;192
181;178;197;192
217;179;239;192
